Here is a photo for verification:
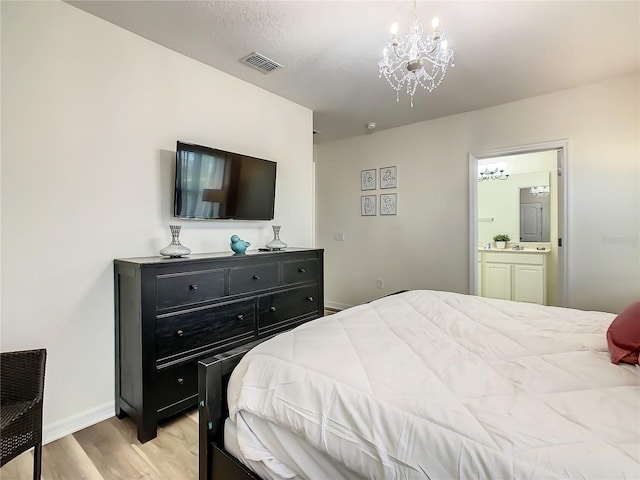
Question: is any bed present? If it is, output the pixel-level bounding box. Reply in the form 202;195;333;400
198;289;640;480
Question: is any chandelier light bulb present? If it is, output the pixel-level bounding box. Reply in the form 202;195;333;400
390;22;399;35
431;17;440;30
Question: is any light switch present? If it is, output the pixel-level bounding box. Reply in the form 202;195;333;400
334;232;345;241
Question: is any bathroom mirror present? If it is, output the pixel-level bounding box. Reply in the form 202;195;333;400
478;171;550;244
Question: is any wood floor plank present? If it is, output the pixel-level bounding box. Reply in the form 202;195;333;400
72;417;159;480
40;435;105;480
0;449;34;480
185;408;199;424
131;414;199;480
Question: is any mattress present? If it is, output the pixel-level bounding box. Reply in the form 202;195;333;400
224;413;360;479
226;290;640;479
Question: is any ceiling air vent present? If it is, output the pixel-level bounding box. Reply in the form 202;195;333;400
239;52;283;74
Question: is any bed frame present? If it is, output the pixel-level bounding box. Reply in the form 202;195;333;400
198;339;266;480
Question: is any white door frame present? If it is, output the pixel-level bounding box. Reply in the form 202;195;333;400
469;140;569;306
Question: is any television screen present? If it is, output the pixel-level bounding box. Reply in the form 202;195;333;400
174;141;276;220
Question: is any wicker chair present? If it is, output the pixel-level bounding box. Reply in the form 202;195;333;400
1;349;47;479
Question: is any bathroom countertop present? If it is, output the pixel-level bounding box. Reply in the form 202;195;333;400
478;247;551;254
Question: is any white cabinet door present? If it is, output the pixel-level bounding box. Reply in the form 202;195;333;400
477;258;483;296
484;263;511;300
513;265;545;304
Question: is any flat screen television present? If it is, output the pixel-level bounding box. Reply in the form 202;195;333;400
174;141;277;220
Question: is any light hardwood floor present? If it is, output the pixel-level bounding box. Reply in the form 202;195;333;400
0;409;199;480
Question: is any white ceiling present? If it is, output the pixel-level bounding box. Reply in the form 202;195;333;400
66;1;640;144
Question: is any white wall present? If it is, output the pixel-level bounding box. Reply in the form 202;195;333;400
317;74;639;314
1;1;313;442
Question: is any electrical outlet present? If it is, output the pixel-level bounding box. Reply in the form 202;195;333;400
377;278;384;289
334;232;345;241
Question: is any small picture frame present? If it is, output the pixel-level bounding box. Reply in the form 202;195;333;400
361;195;376;216
380;193;397;215
361;169;376;191
380;166;397;189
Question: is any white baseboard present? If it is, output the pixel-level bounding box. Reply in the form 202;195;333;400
325;300;353;311
43;401;114;445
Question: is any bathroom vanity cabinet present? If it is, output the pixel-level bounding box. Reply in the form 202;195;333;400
479;250;548;305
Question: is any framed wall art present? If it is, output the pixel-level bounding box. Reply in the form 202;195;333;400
380;166;397;189
380;193;397;215
361;169;376;191
361;195;376;216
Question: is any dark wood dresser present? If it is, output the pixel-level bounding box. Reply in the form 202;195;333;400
113;248;324;443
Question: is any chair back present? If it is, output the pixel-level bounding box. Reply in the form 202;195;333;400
0;348;47;472
1;349;46;405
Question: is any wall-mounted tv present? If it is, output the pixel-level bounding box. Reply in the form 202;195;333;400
174;141;277;220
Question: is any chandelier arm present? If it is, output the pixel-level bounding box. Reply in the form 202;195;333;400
420;55;447;67
386;62;411;76
421;44;439;56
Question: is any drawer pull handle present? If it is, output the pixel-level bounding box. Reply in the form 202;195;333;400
176;329;184;337
237;314;244;321
177;378;184;385
298;268;306;273
270;306;277;312
306;296;314;302
189;284;198;290
253;275;260;280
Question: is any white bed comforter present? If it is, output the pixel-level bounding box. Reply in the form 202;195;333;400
227;290;640;479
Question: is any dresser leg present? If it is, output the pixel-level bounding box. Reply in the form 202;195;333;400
136;416;158;444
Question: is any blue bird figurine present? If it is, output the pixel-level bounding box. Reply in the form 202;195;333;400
230;235;250;255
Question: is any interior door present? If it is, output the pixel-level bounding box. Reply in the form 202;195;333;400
520;202;542;242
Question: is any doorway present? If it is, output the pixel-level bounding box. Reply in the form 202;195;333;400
469;140;568;306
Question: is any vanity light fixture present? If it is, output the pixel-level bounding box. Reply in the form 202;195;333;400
478;166;509;181
530;185;550;197
378;0;455;107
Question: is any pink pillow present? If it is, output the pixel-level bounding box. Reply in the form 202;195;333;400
607;301;640;365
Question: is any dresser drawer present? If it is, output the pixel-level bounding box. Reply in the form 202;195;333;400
229;263;279;295
156;270;225;310
283;258;318;285
258;285;319;333
156;300;255;360
155;360;198;412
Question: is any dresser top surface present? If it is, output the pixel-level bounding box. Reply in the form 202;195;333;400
115;247;323;265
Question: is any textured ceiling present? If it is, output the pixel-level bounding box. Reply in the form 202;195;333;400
66;1;640;144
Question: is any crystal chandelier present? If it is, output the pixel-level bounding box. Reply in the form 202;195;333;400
478;166;509;181
530;185;550;197
378;0;455;107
